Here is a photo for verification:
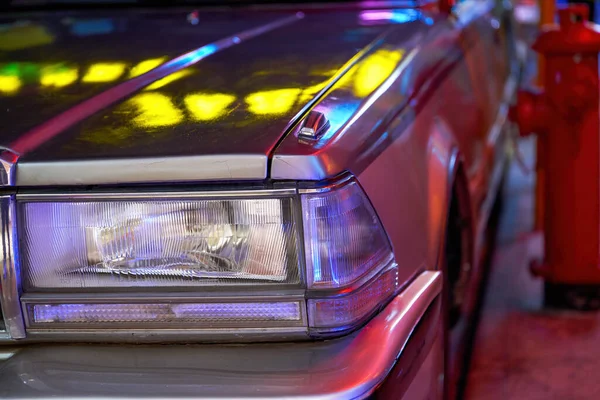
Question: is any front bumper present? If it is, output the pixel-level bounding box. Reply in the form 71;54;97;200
0;271;441;400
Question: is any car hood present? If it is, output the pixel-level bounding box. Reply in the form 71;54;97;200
0;7;422;185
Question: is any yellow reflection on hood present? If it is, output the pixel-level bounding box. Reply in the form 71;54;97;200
0;76;21;94
352;49;404;98
185;93;236;121
300;81;329;102
245;88;301;115
130;57;167;78
82;63;126;83
130;93;183;128
145;70;191;90
41;65;78;88
0;25;54;51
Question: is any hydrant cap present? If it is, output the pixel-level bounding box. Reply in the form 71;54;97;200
533;5;600;54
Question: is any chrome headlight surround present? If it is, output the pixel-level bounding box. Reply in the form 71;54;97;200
1;177;399;342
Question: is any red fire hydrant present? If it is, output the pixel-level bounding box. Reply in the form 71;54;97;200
512;4;600;309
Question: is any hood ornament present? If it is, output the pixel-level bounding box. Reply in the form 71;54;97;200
298;110;330;141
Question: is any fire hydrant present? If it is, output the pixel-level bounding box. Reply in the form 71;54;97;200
512;4;600;309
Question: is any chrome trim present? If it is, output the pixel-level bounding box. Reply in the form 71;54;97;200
297;173;354;194
16;155;269;186
0;149;17;187
475;74;518;254
23;327;310;343
0;271;441;398
8;14;303;157
21;290;306;301
17;187;297;201
0;196;26;339
0;348;18;360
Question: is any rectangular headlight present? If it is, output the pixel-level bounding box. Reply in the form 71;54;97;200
21;197;300;289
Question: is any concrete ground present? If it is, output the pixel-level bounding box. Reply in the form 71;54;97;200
464;138;600;399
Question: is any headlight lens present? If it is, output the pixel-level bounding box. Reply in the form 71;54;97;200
21;198;300;289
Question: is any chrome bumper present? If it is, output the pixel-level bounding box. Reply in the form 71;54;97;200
0;271;441;400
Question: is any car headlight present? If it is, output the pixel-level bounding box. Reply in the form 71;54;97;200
4;179;398;340
22;198;299;288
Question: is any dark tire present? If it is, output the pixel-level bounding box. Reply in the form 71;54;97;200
442;180;473;400
451;168;505;400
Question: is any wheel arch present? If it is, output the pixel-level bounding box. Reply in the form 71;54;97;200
440;149;475;270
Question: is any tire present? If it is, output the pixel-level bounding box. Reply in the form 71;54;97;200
443;170;503;400
441;182;471;400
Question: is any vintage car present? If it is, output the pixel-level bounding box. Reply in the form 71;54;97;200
0;0;519;398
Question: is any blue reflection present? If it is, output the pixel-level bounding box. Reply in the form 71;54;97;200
71;19;115;36
359;9;420;25
174;44;218;67
314;100;362;148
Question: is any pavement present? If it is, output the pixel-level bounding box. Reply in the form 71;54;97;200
465;138;600;399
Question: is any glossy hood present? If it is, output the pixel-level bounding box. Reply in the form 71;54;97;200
0;6;427;185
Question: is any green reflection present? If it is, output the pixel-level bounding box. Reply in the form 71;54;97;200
41;64;78;88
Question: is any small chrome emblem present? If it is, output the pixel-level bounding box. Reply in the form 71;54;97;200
298;110;330;141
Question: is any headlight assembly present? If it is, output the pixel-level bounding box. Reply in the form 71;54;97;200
1;179;399;341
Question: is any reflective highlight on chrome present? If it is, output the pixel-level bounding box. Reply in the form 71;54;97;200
0;196;26;339
359;9;421;24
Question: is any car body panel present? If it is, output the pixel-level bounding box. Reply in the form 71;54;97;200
1;9;402;184
0;0;519;399
0;272;442;400
0;10;284;146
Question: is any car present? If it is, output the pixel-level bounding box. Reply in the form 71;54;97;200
0;0;520;398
